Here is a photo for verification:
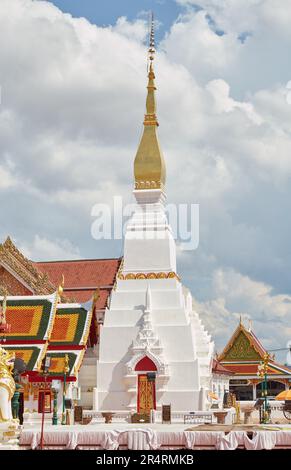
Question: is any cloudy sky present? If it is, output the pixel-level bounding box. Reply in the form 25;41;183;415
1;0;291;358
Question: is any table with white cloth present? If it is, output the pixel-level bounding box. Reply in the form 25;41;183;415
19;423;291;450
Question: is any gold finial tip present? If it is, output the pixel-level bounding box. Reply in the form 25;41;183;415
57;274;65;300
148;11;155;61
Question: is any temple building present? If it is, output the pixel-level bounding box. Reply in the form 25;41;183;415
0;236;121;348
218;320;291;400
0;290;92;420
0;236;121;410
95;25;214;413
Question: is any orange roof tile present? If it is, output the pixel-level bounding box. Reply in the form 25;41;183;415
221;361;291;376
36;258;121;304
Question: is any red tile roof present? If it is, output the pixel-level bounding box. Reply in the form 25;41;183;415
36;258;121;305
221;362;291;376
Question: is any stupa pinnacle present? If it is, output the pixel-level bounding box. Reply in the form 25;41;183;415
134;14;166;191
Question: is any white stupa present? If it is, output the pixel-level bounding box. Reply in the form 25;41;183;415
96;22;214;413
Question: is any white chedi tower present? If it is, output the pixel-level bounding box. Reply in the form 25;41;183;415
96;24;214;412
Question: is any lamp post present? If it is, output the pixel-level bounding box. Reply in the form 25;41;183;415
257;353;270;424
51;380;60;425
61;354;69;425
40;355;52;450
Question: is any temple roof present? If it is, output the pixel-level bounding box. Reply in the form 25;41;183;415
3;293;57;342
1;293;92;379
0;236;121;305
49;304;92;347
0;237;56;296
212;358;232;376
219;321;291;377
36;258;121;304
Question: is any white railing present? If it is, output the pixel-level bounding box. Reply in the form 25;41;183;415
83;409;233;424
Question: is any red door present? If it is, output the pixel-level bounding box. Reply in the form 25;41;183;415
38;390;52;413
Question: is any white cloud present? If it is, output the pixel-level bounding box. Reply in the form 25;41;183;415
195;268;291;359
206;79;263;124
171;1;291;97
20;234;81;261
177;0;291;37
112;16;147;42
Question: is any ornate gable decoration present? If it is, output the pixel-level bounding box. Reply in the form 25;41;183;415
219;324;263;362
126;286;168;376
0;237;56;295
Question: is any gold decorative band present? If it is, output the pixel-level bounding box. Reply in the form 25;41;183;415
135;180;163;190
118;271;180;281
143;114;159;126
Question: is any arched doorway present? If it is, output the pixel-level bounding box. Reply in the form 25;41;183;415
256;380;285;398
135;356;157;414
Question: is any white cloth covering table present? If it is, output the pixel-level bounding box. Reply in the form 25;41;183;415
19;424;291;450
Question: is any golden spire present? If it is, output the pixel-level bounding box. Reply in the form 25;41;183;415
57;274;65;302
134;13;166;191
0;289;7;325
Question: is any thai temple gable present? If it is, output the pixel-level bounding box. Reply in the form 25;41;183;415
0;237;56;296
0;236;121;306
218;323;263;362
219;320;291;378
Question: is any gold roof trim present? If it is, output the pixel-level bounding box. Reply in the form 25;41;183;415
0;237;56;295
0;237;71;302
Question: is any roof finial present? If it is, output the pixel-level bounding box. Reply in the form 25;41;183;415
148;11;155;67
133;12;166;191
57;274;65;302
